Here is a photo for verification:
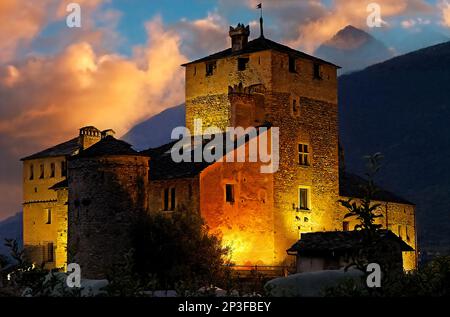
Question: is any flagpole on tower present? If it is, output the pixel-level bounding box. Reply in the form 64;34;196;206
257;3;264;38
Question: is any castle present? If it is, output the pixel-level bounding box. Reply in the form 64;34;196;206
21;23;417;278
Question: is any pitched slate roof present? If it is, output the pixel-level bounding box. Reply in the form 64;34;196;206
73;136;144;158
49;179;68;190
141;129;269;180
287;230;414;255
21;137;79;161
181;36;340;68
339;171;413;205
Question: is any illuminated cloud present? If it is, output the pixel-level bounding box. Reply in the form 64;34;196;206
441;1;450;27
0;10;187;219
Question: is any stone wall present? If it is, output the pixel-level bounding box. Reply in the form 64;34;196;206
337;199;417;271
67;155;149;278
199;135;275;266
22;155;68;269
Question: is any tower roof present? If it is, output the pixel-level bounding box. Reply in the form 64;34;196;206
73;136;145;158
181;36;340;68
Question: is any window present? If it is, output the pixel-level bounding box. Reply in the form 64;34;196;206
292;99;298;115
45;242;54;263
45;209;52;224
298;144;310;166
193;66;197;76
343;221;349;231
299;187;309;210
206;61;216;76
313;63;322;79
170;187;176;211
163;188;169;211
50;163;55;178
398;225;402;239
289;56;297;73
225;184;235;203
406;225;410;242
238;57;249;71
39;164;44;179
29;164;34;180
61;161;67;177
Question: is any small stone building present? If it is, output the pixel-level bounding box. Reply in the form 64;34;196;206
21;22;418;278
287;230;414;273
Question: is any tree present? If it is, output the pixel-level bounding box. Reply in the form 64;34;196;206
338;153;385;272
107;207;233;295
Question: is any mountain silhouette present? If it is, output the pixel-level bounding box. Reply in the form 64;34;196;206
315;25;393;74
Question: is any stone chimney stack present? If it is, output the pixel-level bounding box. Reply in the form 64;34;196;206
229;24;250;52
101;129;116;139
78;126;101;150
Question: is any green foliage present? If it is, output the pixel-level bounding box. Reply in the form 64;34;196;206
324;256;450;297
126;207;233;293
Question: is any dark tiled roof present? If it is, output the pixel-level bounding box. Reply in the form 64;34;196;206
21;137;79;161
49;179;68;190
73;136;144;158
339;171;414;205
181;36;340;68
142;130;266;180
287;230;414;254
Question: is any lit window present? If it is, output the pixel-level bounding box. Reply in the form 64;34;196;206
45;209;52;224
238;57;249;71
298;144;310;166
39;164;44;179
226;184;235;203
29;164;34;180
50;163;55;178
299;188;309;210
343;221;349;231
206;61;216;76
289;56;297;73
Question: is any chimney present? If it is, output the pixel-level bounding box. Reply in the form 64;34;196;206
229;24;250;52
78;126;101;150
101;129;116;139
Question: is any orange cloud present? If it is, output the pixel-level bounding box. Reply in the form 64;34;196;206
441;1;450;27
0;12;188;219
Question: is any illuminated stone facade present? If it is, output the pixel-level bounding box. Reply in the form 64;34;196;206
21;23;417;275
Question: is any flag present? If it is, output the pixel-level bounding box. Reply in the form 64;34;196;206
256;3;262;9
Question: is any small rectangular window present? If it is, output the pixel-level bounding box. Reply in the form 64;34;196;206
170;187;176;211
289;56;297;73
163;188;169;211
39;164;45;179
298;143;310;166
206;61;216;76
238;57;249;71
61;161;67;177
313;63;322;79
29;164;34;180
299;188;309;210
226;184;235;203
45;242;54;263
398;225;402;239
50;163;55;178
45;209;52;224
343;221;349;231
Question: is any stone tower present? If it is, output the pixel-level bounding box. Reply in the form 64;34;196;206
67;136;149;278
183;24;340;265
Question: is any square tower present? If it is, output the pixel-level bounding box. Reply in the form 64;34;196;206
183;24;341;265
